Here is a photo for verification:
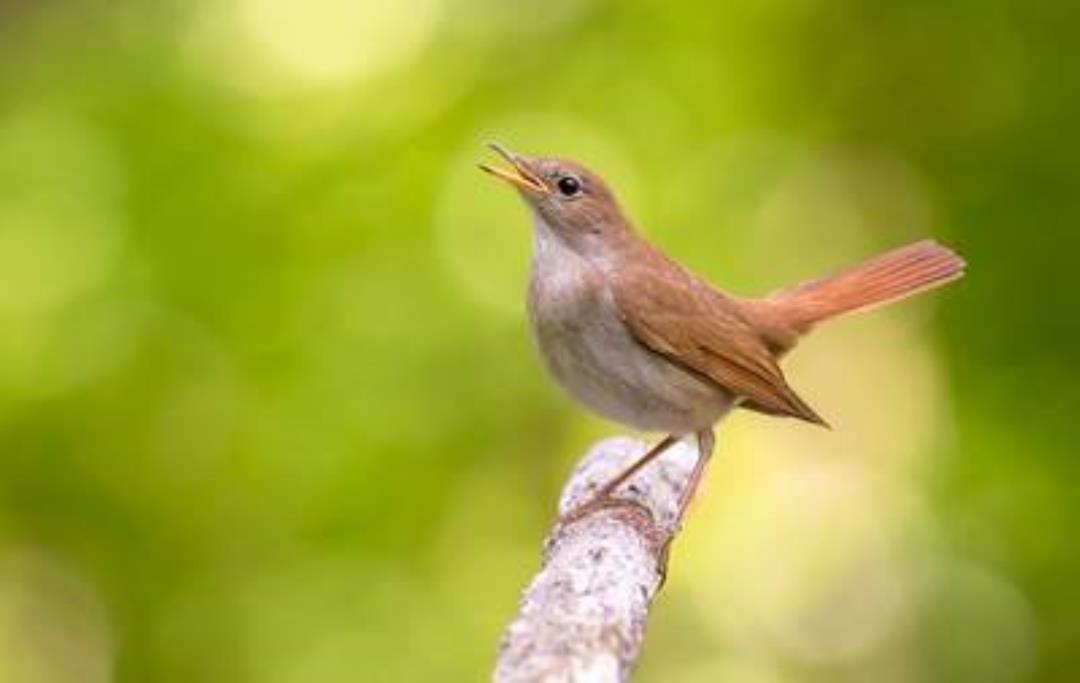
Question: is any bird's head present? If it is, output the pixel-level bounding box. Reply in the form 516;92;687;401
479;142;631;255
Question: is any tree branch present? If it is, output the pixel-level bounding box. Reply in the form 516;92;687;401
493;436;701;683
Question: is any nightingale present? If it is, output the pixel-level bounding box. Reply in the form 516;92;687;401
479;143;966;518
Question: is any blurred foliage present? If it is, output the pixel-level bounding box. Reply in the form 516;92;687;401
0;0;1076;681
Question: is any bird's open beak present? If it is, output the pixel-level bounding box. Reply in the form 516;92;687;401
478;143;549;195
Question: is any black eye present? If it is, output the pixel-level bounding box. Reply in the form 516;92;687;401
556;175;582;197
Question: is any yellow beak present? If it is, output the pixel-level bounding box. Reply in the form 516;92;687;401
478;142;549;195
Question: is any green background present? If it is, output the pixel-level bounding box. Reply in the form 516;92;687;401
0;1;1075;681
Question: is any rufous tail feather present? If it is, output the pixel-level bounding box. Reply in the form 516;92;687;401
769;240;966;333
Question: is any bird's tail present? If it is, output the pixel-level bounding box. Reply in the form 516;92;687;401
768;240;966;334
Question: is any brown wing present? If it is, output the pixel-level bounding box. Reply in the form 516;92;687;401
611;255;828;427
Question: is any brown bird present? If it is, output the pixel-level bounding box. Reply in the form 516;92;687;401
479;143;966;518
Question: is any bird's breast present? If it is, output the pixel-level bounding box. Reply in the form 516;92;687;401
526;222;732;433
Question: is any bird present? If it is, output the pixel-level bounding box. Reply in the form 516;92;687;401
479;142;966;519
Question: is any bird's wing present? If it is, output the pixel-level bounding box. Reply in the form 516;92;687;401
611;256;827;426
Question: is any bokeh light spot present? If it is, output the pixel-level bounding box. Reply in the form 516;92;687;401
0;299;138;401
0;112;125;317
752;149;935;282
189;0;443;92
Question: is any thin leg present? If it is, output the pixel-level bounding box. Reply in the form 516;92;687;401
675;428;715;520
560;435;682;524
592;435;680;501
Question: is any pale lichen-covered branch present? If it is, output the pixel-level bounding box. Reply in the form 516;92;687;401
493;437;701;683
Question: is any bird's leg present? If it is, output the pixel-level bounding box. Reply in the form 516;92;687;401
561;435;680;522
674;428;715;522
593;435;679;501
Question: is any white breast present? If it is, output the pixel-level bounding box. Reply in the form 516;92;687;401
526;219;733;434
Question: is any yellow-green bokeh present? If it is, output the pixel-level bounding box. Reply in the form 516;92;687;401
0;1;1076;681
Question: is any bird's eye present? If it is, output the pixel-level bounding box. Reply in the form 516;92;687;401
556;176;582;197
